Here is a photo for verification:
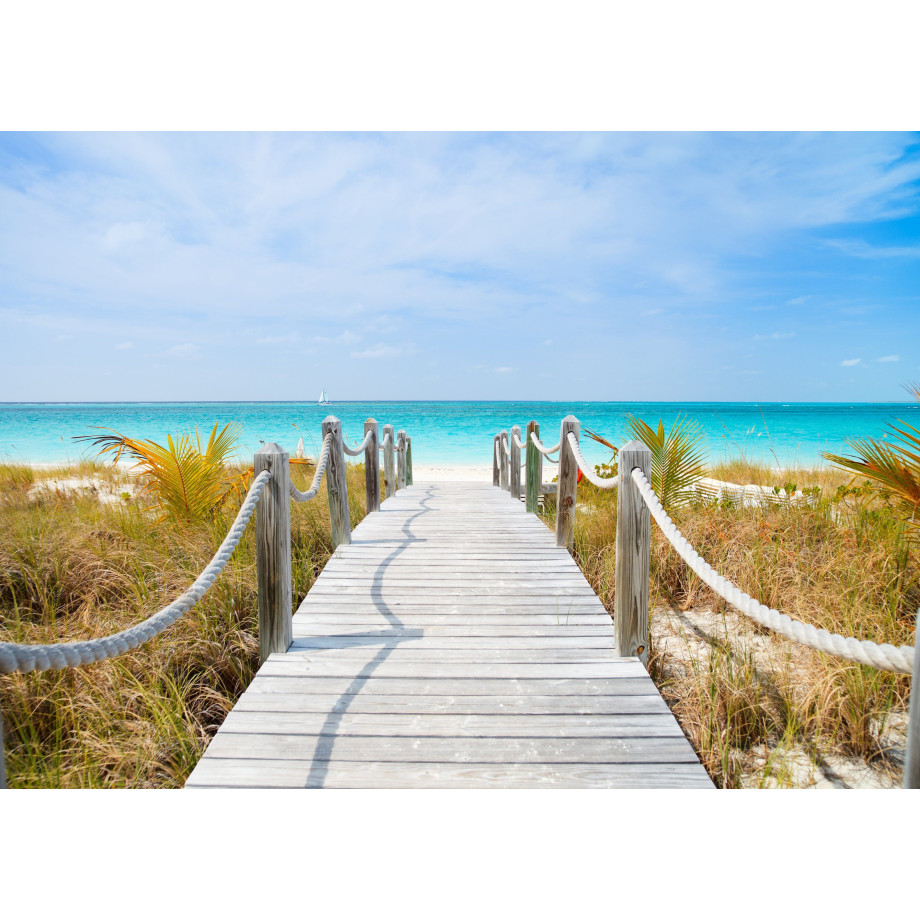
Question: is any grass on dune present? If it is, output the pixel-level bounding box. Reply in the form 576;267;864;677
0;460;370;788
544;461;918;788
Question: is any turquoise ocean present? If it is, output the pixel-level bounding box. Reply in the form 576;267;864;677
1;401;917;470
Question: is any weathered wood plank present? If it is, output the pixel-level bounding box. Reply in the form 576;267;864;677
231;693;671;715
217;710;686;738
187;479;713;789
615;440;652;663
186;760;714;789
254;443;293;664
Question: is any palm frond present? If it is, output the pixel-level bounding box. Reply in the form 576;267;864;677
823;384;920;528
74;424;246;524
625;414;708;511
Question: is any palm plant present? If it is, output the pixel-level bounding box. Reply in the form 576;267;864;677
75;423;251;524
583;414;708;511
823;384;920;531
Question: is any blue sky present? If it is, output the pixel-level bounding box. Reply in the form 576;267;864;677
1;131;918;403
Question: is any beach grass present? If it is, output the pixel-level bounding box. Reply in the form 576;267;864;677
551;463;918;787
2;457;917;788
0;461;369;788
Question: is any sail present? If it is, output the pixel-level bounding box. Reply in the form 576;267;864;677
318;389;327;404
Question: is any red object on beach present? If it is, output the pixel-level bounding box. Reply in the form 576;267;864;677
577;469;584;484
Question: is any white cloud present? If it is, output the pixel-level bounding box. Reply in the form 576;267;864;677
167;343;198;358
878;354;900;362
643;308;663;316
494;366;515;374
314;331;360;345
256;334;299;345
840;358;861;366
826;239;920;259
350;343;404;359
115;341;133;349
753;332;796;341
786;296;810;305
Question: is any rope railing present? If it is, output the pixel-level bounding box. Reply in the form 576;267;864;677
342;430;374;457
0;470;273;675
489;414;920;786
0;414;411;788
530;431;561;455
290;432;334;503
567;432;616;488
630;467;916;674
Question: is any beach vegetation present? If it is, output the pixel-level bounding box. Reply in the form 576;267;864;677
823;383;920;535
546;453;917;788
583;413;708;510
0;458;371;787
74;423;251;525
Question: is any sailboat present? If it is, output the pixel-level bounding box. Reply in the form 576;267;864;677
318;388;330;405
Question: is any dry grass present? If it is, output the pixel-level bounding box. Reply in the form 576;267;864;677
0;460;370;788
548;466;918;788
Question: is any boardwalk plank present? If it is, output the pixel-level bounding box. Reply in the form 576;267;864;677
186;481;713;789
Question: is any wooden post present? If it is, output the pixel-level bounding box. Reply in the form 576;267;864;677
323;415;352;548
397;430;407;490
525;420;542;513
254;442;293;664
406;436;413;486
0;706;6;789
905;609;920;788
499;432;509;491
615;440;652;666
364;418;380;514
493;434;500;487
382;424;396;500
510;425;522;500
555;416;580;551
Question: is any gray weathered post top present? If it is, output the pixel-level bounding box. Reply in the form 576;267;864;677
364;418;380;514
615;440;652;665
525;420;542;514
905;610;920;788
397;430;407;490
254;443;293;664
382;423;396;500
555;416;580;550
509;425;522;500
323;415;352;547
493;434;501;487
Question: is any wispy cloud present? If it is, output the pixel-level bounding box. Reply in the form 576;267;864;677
494;366;515;374
878;354;900;362
115;341;133;350
840;358;862;366
350;343;408;359
167;343;198;358
256;334;299;345
1;132;919;401
826;239;920;259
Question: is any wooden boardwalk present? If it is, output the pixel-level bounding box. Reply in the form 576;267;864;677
186;482;713;788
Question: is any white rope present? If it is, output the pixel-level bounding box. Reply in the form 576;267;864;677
630;467;916;674
379;432;392;451
512;431;526;451
0;470;273;675
530;430;561;456
343;430;373;457
567;432;617;489
290;432;333;503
